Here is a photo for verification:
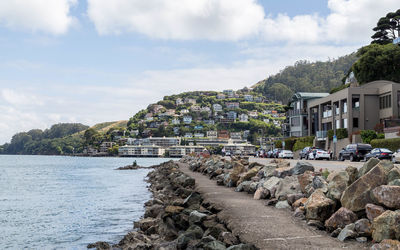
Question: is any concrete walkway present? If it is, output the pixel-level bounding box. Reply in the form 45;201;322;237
178;162;369;250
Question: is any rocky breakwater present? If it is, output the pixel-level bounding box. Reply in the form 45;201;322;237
181;156;400;249
88;160;257;250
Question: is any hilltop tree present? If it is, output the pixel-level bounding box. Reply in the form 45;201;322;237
371;9;400;44
352;43;400;84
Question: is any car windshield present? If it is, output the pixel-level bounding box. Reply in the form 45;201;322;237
381;148;392;153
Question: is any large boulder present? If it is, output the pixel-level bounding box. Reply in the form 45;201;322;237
304;189;336;222
229;162;246;186
275;176;301;200
345;165;358;184
312;176;328;193
372;185;400;209
235;181;252;192
372;210;400;242
273;167;292;178
358;158;380;178
203;240;227;250
355;218;372;237
183;192;203;209
291;161;314;175
388;166;400;183
324;207;358;232
238;167;260;184
366;203;386;221
371;239;400;250
326;171;349;201
389;179;400;186
341;162;394;212
253;187;269;200
297;171;314;194
337;223;357;242
189;210;208;225
262;176;281;192
259;164;278;178
275;200;290;209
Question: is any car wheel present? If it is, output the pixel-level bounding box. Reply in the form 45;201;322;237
350;154;355;162
339;154;344;161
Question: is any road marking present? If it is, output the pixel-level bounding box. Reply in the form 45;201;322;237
263;235;323;241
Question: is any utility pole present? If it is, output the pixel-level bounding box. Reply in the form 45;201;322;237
331;104;337;160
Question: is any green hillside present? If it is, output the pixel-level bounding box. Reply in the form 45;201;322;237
253;53;358;104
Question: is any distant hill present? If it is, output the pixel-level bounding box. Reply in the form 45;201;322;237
253;53;358;104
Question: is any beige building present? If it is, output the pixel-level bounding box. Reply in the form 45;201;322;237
307;80;400;139
168;146;206;157
118;145;165;157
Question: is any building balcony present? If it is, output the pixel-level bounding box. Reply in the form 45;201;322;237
316;130;327;141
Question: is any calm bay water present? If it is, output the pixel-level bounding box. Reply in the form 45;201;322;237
0;155;170;249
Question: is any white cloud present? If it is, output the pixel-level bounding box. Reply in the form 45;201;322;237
0;0;77;34
87;0;265;40
0;89;44;106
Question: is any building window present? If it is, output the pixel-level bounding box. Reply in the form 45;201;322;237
380;94;392;109
291;117;300;126
336;119;340;129
353;118;359;128
352;96;360;109
343;102;347;113
343;118;348;128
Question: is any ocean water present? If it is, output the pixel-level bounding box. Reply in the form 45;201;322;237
0;155;170;249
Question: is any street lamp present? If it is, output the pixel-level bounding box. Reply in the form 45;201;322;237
326;104;337;160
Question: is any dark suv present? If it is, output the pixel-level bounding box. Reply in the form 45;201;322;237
338;143;373;162
299;146;312;160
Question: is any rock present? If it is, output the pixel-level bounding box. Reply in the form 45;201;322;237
304;189;336;222
253;187;269;200
292;198;308;209
372;210;400;242
229;162;246;186
260;164;278;178
87;241;111;249
293;207;305;219
355;218;372;237
275;200;290;209
275;176;301;200
189;210;208;225
388;179;400;186
134;218;158;232
326;171;349;201
371;239;400;250
324;207;358;232
312;176;328;193
235;181;252;192
262;176;281;193
330;228;342;237
337;223;357;242
345;165;358;184
265;198;278;206
358;158;380;178
273;167;292;178
287;193;305;205
372;185;400;209
175;174;196;188
356;237;368;243
183;192;203;209
291;161;314;175
307;220;325;230
203;240;227;250
144;204;164;218
204;224;228;239
298;171;314;194
366;203;386;221
388;166;400;183
227;244;258;250
247;182;259;194
219;232;239;246
238;167;259;184
165;205;184;214
341;162;393;212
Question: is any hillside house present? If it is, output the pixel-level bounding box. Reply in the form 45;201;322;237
183;116;193;124
244;95;253;102
226;102;240;109
213;104;223;112
249;111;258;118
254;96;264;103
172;118;180;125
227;111;237;120
230;132;242;140
191;105;201;112
184;133;193;138
239;114;249;122
194;133;205;138
223;89;235;97
217;93;226;99
184;98;196;105
180;109;189;114
207;131;218;138
151;105;164;113
176;98;184;105
218;130;230;139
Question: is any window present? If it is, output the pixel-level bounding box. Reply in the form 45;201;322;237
296;101;300;110
353;118;359;128
336;119;340;129
380;94;392;109
291;117;300;126
343;102;347;113
343;118;348;128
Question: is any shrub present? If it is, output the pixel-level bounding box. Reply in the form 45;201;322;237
360;130;378;144
327;128;348;140
370;138;400;152
284;137;297;150
275;140;282;148
293;136;315;151
330;83;350;94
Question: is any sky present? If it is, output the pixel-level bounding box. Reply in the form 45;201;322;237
0;0;398;144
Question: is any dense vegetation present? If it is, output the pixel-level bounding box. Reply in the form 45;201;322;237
253;54;358;104
0;123;89;155
371;9;400;45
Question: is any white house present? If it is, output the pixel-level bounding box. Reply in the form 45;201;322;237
184;133;193;138
244;95;253;102
239;114;249;122
249;111;258;118
172;118;180;125
226;102;239;109
227;111;237;120
213;104;223;112
176;98;184;105
194;133;205;138
183;116;192;124
206;131;218;138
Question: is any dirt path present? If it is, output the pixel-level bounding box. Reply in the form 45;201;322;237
178;162;369;250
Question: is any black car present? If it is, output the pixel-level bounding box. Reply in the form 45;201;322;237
365;148;393;160
338;143;373;162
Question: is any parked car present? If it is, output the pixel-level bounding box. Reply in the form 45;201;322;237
278;150;294;159
308;148;331;160
272;148;282;158
266;150;274;158
338;143;373;162
299;146;313;160
365;148;393;160
392;149;400;163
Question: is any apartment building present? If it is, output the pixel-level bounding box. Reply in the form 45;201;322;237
168;146;206;157
118;145;165;157
133;137;180;148
307;80;400;139
287;92;329;137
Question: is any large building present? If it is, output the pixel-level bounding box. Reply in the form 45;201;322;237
131;137;180;148
307;80;400;139
223;143;256;156
168;146;206;157
287;92;329;137
118;145;165;157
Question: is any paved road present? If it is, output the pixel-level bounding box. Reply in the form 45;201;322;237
247;157;365;172
178;162;368;250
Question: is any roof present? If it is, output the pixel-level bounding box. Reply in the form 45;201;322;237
289;92;329;104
